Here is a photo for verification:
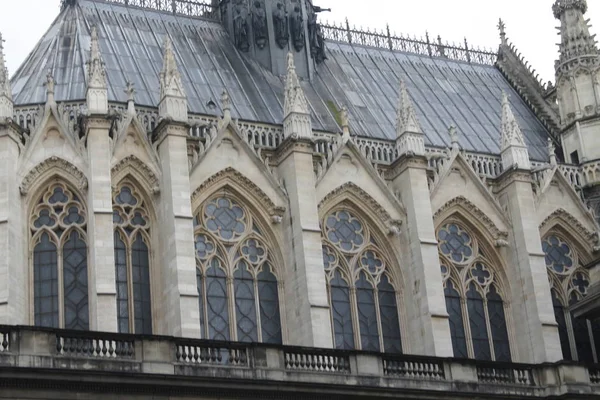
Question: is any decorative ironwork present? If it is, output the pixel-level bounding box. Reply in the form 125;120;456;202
64;0;218;19
320;20;497;66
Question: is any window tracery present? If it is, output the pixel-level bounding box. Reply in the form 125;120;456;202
438;222;511;362
543;234;600;363
195;196;282;344
321;209;403;353
31;183;89;330
113;183;152;334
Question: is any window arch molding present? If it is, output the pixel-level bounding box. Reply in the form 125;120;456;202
193;189;287;344
27;178;90;329
319;200;408;353
112;177;158;335
436;216;515;362
539;209;598;254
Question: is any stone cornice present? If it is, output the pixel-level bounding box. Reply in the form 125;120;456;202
386;154;428;180
272;135;314;165
20;156;88;196
152;118;190;146
191;167;286;220
494;167;533;193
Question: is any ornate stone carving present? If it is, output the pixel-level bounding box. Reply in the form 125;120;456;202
0;32;13;121
191;167;285;220
501;92;530;170
159;37;187;122
289;4;305;52
272;1;289;49
20;156;88;196
233;0;250;52
433;196;509;242
111;155;161;195
86;26;108;114
252;0;267;49
318;182;403;230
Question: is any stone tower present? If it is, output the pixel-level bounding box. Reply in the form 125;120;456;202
553;0;600;163
219;0;327;79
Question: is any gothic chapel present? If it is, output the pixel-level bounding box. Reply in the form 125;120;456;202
1;0;600;398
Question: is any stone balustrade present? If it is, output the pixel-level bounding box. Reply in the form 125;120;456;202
0;325;599;398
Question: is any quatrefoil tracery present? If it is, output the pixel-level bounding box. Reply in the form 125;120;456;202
31;184;87;241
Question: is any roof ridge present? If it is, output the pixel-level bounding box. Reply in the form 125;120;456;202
320;19;498;66
62;0;219;20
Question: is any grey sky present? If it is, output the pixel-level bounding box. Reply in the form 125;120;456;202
1;0;598;83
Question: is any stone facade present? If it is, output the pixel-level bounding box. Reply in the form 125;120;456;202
1;0;600;398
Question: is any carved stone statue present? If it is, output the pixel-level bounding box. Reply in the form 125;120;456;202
307;8;318;55
233;0;250;52
272;1;289;49
252;1;268;49
290;5;305;52
315;26;327;63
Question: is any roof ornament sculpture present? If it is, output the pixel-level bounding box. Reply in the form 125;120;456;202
548;138;558;166
221;89;231;120
340;106;350;141
45;70;56;106
283;52;312;139
449;125;460;153
125;81;136;116
497;19;507;46
86;25;108;114
159;36;187;122
396;80;425;156
501;91;530;169
0;32;13;120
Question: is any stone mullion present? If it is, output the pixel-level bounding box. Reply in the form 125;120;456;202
373;285;385;352
126;239;135;334
227;276;237;341
461;297;475;359
349;286;361;350
253;275;262;343
57;246;65;329
482;297;496;361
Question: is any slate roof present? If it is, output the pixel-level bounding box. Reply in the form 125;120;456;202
11;0;552;160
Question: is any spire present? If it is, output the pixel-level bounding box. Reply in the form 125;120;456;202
283;52;312;139
159;36;187;122
0;32;13;120
501;91;530;169
284;52;309;117
86;26;108;114
553;0;597;67
395;80;425;156
497;18;507;46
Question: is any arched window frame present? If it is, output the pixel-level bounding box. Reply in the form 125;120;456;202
112;180;154;335
542;231;599;363
321;206;405;353
29;181;89;330
194;193;285;344
437;219;514;362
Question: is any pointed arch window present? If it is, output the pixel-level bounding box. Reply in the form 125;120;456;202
113;184;152;334
542;234;600;363
438;223;511;361
321;209;403;353
194;197;283;344
31;183;89;330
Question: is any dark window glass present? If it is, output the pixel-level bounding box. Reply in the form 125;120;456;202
330;271;354;349
258;265;282;344
378;274;402;353
62;231;89;330
132;234;152;335
206;259;230;340
570;294;594;363
34;233;59;328
445;280;468;358
487;285;511;362
234;262;258;342
552;290;572;360
114;232;129;334
356;271;380;352
197;268;205;338
467;283;491;361
592;319;600;363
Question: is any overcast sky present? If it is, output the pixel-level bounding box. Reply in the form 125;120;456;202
1;0;599;83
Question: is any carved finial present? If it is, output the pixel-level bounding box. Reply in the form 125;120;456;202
548;138;558;166
159;35;187;121
397;80;423;136
449;125;460;151
0;31;13;120
498;18;507;45
221;89;231;120
284;52;309;117
86;25;108;114
501;91;530;169
125;81;136;115
45;70;56;106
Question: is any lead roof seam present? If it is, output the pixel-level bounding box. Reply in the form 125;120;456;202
206;25;265;122
185;22;242;119
114;7;156;104
335;44;392;139
94;2;132;104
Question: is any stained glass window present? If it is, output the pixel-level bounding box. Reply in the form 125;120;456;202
543;234;600;363
113;183;152;335
31;183;89;330
195;196;282;344
438;222;512;361
322;210;403;353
